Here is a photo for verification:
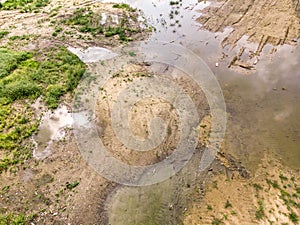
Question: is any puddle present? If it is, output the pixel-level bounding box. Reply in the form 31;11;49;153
100;0;300;171
33;105;73;159
91;0;299;223
68;46;118;63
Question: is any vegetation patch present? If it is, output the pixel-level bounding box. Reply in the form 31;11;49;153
0;47;86;172
62;7;139;41
66;181;80;190
255;200;265;220
0;213;31;225
9;35;31;41
0;0;49;13
112;3;136;12
0;31;9;39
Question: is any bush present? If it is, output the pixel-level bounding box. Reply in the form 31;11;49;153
0;80;41;102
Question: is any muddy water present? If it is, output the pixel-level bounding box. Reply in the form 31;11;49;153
221;44;300;170
100;0;299;224
100;0;300;170
33;105;73;159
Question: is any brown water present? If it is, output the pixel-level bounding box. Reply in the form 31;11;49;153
97;0;299;224
112;0;300;171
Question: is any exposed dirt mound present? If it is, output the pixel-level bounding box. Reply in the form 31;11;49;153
198;0;300;69
95;63;209;166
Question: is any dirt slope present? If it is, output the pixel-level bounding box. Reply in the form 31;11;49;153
198;0;300;69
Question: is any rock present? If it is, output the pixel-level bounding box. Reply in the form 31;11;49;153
253;58;258;65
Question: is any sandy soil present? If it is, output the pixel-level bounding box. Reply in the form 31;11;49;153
0;130;115;224
183;153;300;225
198;0;300;70
0;1;146;224
95;62;209;167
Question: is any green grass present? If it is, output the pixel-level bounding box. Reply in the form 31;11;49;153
289;211;299;224
62;7;138;41
112;3;136;12
212;217;223;225
0;31;9;39
266;179;280;189
66;180;80;190
279;172;289;182
0;214;26;225
0;47;86;172
253;183;263;191
0;0;49;13
207;204;213;211
9;35;31;41
170;1;180;5
225;200;232;208
255;200;265;220
0;213;37;225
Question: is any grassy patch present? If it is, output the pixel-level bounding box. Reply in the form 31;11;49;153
0;47;85;172
212;180;218;189
66;181;79;190
289;211;299;224
225;200;232;209
279;172;289;182
255;200;265;220
0;31;9;39
266;179;280;189
9;35;31;41
112;3;136;12
62;7;139;41
0;0;49;13
207;204;213;211
0;213;36;225
212;216;223;225
253;183;263;191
